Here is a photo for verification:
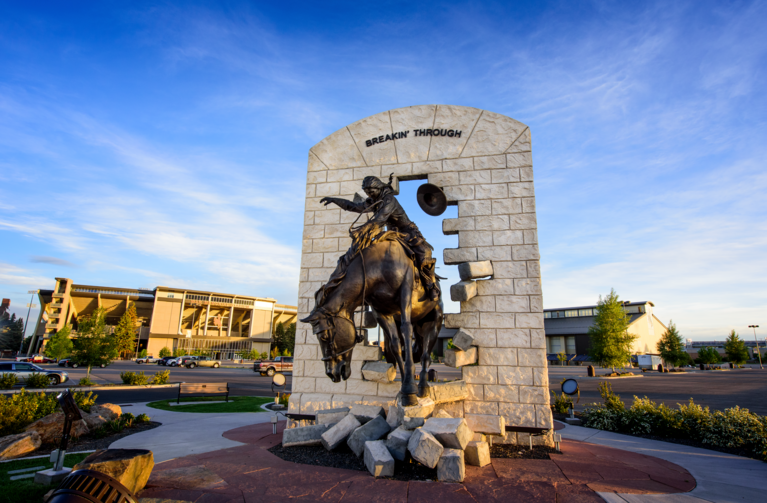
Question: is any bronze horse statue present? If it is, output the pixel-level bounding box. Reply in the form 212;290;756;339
300;236;443;407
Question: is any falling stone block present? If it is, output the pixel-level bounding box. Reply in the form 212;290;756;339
452;329;476;351
386;405;400;430
347;416;391;457
282;423;333;447
384;426;413;461
364;440;395;478
450;281;477;302
438;448;466;482
433;410;452;419
407;428;443;469
465;441;491;467
402;416;424;430
396;397;435;424
423;417;473;450
316;407;350;425
350;404;386;424
465;414;506;436
471;433;487;442
321;414;361;451
361;361;396;383
428;380;469;404
445;347;478;368
458;260;493;281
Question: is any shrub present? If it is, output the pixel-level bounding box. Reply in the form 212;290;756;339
121;412;135;428
598;382;625;411
159;347;171;358
0;373;18;389
72;391;97;413
26;373;51;389
150;370;170;385
550;391;573;414
136;413;151;423
279;393;290;407
120;371;148;385
78;377;96;386
0;390;58;436
139;349;148;358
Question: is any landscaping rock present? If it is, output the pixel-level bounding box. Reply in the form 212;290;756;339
348;415;391;457
73;448;154;494
458;260;493;281
452;328;476;351
384;426;413;461
316;407;350;425
349;404;386;424
0;431;41;460
386;405;400;430
444;347;477;368
402;416;425;429
361;362;396;383
428;380;468;404
423;417;473;450
433;410;453;419
24;412;89;444
437;448;465;482
90;403;122;420
464;414;505;436
407;428;443;469
450;281;477;302
282;423;333;447
464;440;491;467
396;396;435;424
364;440;395;478
321;414;361;451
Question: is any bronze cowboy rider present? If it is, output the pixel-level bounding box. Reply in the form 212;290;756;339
320;175;441;301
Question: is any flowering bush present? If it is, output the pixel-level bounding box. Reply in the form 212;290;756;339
583;395;767;461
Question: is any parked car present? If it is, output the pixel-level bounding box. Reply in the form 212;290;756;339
136;355;159;364
0;362;69;386
56;358;108;369
176;355;199;366
254;356;293;376
186;356;221;368
16;354;55;364
158;356;176;366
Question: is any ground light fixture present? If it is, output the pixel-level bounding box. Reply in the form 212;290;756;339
560;378;580;421
749;325;762;369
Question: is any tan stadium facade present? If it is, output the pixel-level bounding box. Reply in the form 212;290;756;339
29;278;296;359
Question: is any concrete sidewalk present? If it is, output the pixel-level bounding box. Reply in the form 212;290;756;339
558;422;767;502
110;402;276;462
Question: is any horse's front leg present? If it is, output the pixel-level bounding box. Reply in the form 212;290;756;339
416;303;443;398
399;268;418;406
378;316;406;379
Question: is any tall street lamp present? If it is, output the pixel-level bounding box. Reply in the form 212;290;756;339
20;290;39;356
749;325;762;369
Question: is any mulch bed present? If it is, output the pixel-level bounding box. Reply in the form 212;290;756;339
33;421;161;456
268;441;561;481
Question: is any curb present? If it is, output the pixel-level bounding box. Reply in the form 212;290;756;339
0;450;97;464
0;383;180;394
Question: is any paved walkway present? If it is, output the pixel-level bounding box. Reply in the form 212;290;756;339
109;402;275;462
137;421;696;503
558;421;767;502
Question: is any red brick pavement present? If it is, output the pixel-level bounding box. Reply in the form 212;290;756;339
137;421;696;502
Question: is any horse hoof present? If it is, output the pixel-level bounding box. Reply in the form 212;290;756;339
401;394;418;407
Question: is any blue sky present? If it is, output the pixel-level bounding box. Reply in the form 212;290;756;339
1;1;765;341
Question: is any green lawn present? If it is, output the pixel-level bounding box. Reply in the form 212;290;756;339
147;395;273;413
0;452;91;503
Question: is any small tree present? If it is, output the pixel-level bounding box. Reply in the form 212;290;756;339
656;320;687;368
0;314;24;351
557;351;567;366
159;347;171;358
588;289;638;373
139;349;148;358
271;346;279;358
284;323;296;355
114;302;139;359
697;347;721;368
71;307;118;377
44;326;73;361
724;330;749;365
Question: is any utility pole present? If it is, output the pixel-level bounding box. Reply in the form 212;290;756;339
19;290;38;356
749;325;762;369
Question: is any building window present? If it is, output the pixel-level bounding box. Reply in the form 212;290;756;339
578;309;592;316
168;293;175;298
566;336;576;353
544;312;552;319
565;310;578;317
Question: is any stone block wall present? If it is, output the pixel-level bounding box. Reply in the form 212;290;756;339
291;105;552;438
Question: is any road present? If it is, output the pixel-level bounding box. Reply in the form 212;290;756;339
6;361;767;414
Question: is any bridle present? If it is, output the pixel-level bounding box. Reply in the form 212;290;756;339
315;309;360;361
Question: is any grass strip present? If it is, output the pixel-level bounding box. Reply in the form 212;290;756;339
0;452;91;503
146;395;273;413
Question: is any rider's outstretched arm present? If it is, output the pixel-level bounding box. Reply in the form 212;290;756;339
319;197;369;213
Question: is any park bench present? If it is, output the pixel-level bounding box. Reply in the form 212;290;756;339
177;382;229;404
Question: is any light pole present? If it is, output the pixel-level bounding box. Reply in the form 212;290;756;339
749;325;762;369
19;290;39;356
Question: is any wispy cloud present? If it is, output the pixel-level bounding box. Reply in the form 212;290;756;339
30;256;78;268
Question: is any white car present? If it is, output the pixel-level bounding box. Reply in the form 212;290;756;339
167;357;183;367
136;356;159;364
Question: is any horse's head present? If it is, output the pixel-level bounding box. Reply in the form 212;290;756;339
300;308;361;383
